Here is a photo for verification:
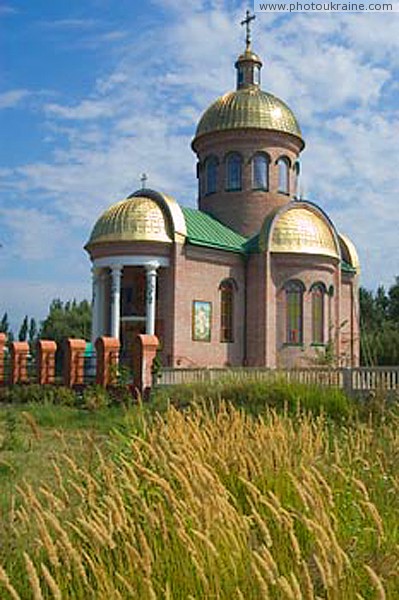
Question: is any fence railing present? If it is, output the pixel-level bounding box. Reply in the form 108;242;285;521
156;366;399;395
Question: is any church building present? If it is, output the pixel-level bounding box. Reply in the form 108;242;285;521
85;15;360;369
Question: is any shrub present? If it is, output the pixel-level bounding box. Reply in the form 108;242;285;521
0;384;77;406
152;378;352;421
82;385;110;411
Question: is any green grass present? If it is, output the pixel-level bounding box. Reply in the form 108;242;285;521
151;377;353;421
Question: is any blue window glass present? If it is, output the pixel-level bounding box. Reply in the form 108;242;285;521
206;157;217;195
226;154;242;191
253;154;269;190
278;157;289;193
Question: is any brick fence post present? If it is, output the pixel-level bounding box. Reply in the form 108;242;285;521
10;342;29;384
0;333;6;385
133;334;159;400
64;339;86;387
37;340;57;385
95;336;120;387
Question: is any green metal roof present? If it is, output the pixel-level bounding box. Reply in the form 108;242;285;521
182;207;247;254
341;260;357;274
180;207;357;275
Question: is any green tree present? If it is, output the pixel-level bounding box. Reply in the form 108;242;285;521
18;315;29;342
40;299;91;345
28;317;38;345
0;312;9;334
388;276;399;323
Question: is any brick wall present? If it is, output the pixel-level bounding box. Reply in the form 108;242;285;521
193;129;303;237
171;243;245;367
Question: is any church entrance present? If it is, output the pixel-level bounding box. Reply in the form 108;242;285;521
120;318;146;366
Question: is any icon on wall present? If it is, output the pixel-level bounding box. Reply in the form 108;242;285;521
192;301;212;342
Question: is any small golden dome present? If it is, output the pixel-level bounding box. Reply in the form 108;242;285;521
264;205;339;259
87;196;173;247
236;49;262;64
194;88;303;141
339;233;360;272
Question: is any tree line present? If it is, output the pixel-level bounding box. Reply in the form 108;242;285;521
0;299;91;351
2;277;399;365
359;276;399;366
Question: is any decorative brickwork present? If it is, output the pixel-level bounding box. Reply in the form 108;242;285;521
64;339;86;387
10;342;29;384
95;336;120;387
37;340;57;385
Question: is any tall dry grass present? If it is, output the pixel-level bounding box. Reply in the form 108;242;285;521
1;402;399;598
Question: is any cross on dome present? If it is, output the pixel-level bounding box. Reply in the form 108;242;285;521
240;9;256;50
140;173;148;189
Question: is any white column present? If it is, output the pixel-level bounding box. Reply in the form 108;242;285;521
110;265;123;339
98;271;106;337
145;262;159;335
91;267;101;345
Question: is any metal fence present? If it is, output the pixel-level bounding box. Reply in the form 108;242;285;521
156;366;399;395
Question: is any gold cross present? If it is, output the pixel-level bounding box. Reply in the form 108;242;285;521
241;9;256;50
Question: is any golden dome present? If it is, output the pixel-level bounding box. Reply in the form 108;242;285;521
339;233;360;272
236;49;262;64
87;196;173;247
264;205;339;259
194;88;303;141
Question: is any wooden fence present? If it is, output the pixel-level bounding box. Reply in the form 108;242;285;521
156;366;399;396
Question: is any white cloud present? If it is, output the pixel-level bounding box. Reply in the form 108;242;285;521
0;4;17;15
0;208;72;261
44;98;116;120
0;89;30;109
40;18;98;29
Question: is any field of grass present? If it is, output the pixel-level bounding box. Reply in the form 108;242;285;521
1;384;399;598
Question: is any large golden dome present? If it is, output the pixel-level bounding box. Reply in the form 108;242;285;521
195;88;303;141
86;196;173;247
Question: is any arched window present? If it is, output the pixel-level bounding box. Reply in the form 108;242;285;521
220;279;235;342
311;283;325;344
285;280;304;344
277;157;290;194
226;153;242;191
205;156;218;195
252;153;269;190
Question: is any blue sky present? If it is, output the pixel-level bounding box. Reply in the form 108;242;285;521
0;0;398;333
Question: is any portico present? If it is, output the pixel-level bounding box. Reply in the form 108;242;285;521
91;256;169;347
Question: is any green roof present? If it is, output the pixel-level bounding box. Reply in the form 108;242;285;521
182;208;247;254
341;260;357;274
180;207;357;275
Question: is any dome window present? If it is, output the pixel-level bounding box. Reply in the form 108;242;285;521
226;153;242;192
252;153;269;190
237;67;244;87
277;157;290;194
205;156;218;195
